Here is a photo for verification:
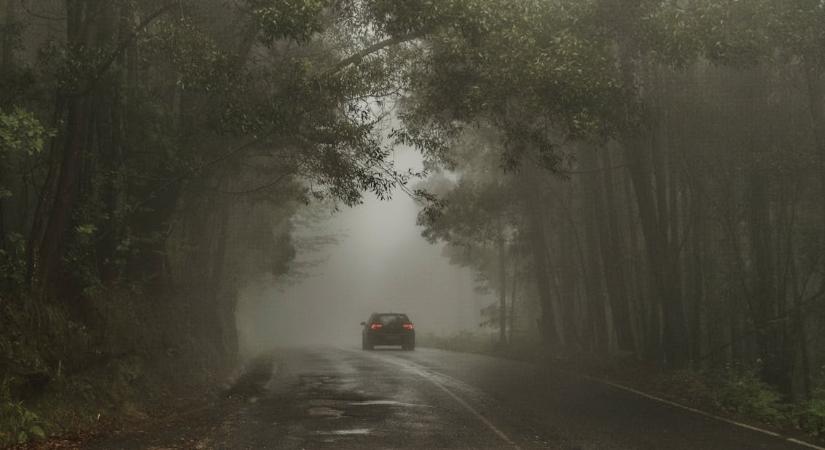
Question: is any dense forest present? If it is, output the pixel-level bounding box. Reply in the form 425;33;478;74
0;0;414;443
413;0;825;404
1;0;824;445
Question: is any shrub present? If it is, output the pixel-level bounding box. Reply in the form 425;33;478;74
0;379;47;446
795;369;825;436
711;365;787;426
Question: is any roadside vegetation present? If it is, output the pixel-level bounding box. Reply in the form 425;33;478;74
2;0;825;446
0;0;411;445
403;0;825;440
421;333;825;439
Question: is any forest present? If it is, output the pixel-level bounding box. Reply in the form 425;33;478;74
1;0;825;446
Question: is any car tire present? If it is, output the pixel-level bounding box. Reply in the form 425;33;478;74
403;341;415;351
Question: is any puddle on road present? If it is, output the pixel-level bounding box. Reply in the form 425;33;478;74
307;399;340;407
348;400;429;408
318;428;372;436
307;406;345;418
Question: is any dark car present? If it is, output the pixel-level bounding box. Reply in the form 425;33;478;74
361;313;415;351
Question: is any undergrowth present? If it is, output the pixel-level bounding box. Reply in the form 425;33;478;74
0;289;230;447
0;380;45;446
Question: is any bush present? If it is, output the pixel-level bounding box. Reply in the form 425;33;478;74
795;369;825;436
710;365;787;426
796;391;825;436
0;379;47;446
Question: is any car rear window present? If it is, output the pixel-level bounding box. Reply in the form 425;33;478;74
374;314;409;325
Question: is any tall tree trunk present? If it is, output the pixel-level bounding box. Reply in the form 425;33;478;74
37;97;89;293
687;174;707;366
509;261;518;344
524;164;559;348
622;132;689;367
497;233;507;346
0;0;16;247
599;147;635;352
35;0;102;295
622;163;649;356
746;170;787;391
805;64;825;254
579;147;609;353
1;0;15;71
601;0;689;366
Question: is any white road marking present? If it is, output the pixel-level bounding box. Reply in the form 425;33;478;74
352;350;521;449
351;347;825;450
318;428;372;436
408;364;521;450
567;371;825;450
348;400;431;407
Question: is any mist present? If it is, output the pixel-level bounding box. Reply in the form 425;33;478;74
4;1;825;448
236;148;490;354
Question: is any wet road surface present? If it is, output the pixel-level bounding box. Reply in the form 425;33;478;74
90;347;819;449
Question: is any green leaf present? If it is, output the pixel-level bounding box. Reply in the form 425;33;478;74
29;425;45;440
75;224;97;235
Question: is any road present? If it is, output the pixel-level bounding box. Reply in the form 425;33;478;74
89;347;818;449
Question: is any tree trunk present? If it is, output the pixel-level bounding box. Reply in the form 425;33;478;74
1;0;15;71
524;164;559;348
805;64;825;254
37;97;89;293
599;146;635;352
497;234;507;346
509;261;518;344
578;147;609;353
602;0;689;366
622;132;689;367
746;170;788;391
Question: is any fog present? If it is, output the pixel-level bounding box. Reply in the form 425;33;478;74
6;1;825;447
236;148;490;354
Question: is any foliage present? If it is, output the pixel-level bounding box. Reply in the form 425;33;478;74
709;365;787;425
0;393;46;446
390;11;825;439
0;108;47;157
796;370;825;436
251;0;331;43
2;0;825;443
0;233;27;289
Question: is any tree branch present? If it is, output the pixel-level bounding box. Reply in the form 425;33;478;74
82;2;177;94
19;0;65;21
321;31;422;77
213;171;295;195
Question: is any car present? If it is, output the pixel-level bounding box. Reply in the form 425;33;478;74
361;313;415;351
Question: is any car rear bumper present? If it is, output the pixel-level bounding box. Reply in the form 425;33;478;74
365;332;415;345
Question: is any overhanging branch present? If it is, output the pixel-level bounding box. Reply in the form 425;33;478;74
322;31;422;77
83;2;177;94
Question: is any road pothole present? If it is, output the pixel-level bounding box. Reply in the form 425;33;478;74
318;428;372;436
307;406;345;418
348;400;429;408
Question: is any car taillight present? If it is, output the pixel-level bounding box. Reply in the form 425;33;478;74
403;323;414;330
370;323;383;330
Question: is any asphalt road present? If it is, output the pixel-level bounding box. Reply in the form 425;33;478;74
89;347;819;449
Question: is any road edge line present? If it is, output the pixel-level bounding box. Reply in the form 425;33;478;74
353;349;521;450
566;370;825;450
422;368;522;450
